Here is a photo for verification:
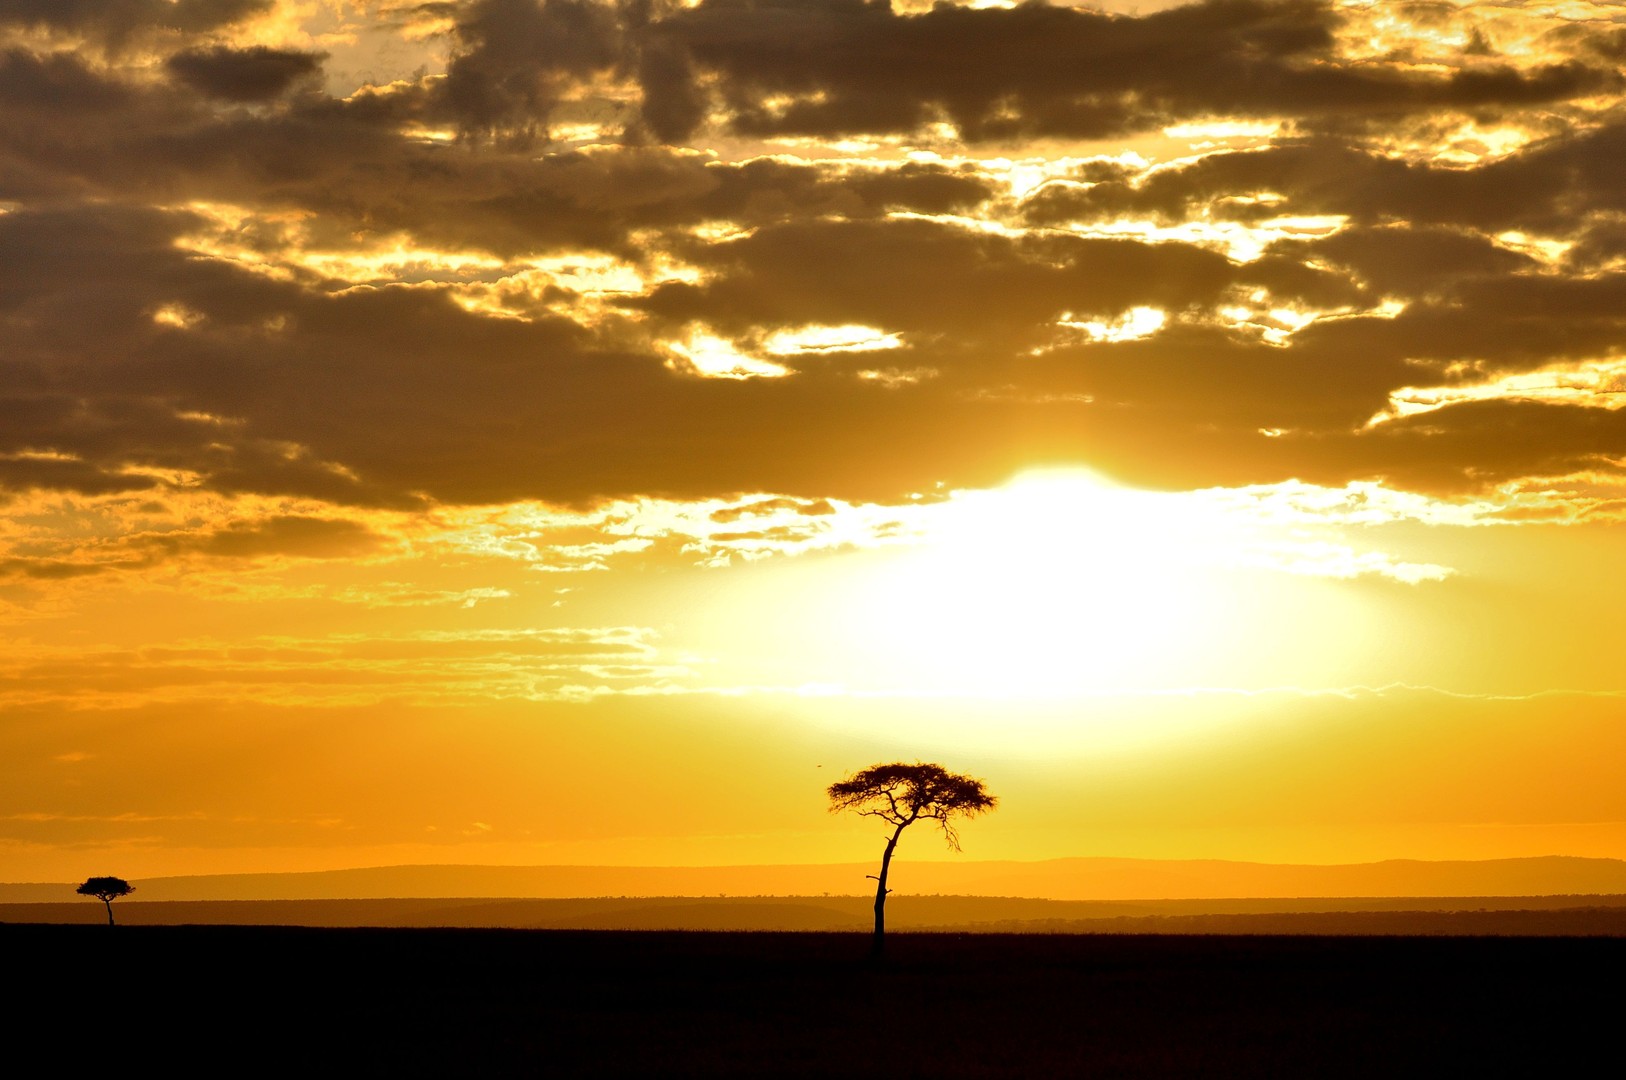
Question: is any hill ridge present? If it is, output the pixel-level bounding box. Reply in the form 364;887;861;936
8;854;1626;903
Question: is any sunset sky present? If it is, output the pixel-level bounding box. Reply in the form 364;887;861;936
6;0;1626;883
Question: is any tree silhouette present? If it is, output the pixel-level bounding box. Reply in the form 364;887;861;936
76;877;134;926
827;762;996;960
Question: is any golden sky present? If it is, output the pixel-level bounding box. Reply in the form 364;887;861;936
6;0;1626;881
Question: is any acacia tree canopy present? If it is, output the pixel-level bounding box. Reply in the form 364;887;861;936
77;876;135;925
827;761;997;849
77;877;135;903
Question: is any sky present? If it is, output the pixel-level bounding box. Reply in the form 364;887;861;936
5;0;1626;883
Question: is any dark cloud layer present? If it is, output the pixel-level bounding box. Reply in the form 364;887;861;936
0;0;273;50
633;218;1254;334
8;196;1618;506
0;48;996;253
2;0;1625;509
1023;129;1626;236
406;0;1623;145
437;0;625;142
165;45;325;101
643;0;1615;142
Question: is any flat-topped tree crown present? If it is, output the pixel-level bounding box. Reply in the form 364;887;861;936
827;761;997;850
77;876;134;926
828;761;996;960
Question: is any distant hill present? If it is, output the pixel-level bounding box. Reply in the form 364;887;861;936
9;855;1626;903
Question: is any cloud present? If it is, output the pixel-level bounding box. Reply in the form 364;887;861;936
1026;125;1626;236
0;189;1618;508
0;627;681;707
165;45;326;101
642;0;1616;143
710;497;836;523
0;509;388;584
0;0;274;51
0;0;1623;515
625;215;1360;359
0;557;109;581
1344;400;1626;494
141;515;386;560
433;0;625;143
371;1;1622;146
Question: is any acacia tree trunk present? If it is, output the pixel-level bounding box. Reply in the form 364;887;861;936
870;823;906;961
103;900;115;926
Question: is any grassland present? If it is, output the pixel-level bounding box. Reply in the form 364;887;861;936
10;892;1626;932
11;925;1621;1076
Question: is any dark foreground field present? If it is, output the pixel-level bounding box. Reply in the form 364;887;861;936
10;926;1620;1076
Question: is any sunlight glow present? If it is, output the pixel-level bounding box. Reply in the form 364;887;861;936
680;469;1471;719
1220;301;1332;345
667;333;791;380
1163;121;1282;139
1494;231;1575;265
763;325;904;355
152;304;206;329
1073;216;1348;262
1368;357;1626;426
841;469;1241;697
1059;306;1166;342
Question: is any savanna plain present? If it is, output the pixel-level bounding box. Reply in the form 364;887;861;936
13;922;1621;1077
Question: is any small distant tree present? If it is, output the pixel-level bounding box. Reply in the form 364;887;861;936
77;877;134;926
827;762;996;960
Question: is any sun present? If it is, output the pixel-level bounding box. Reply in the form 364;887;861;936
838;468;1241;698
684;466;1394;714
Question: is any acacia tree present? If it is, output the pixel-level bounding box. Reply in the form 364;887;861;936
827;762;996;959
76;877;135;926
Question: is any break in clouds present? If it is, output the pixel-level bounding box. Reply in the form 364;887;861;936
3;0;1626;517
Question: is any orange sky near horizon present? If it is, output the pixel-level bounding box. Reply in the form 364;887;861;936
6;0;1626;883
